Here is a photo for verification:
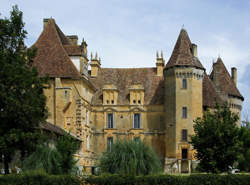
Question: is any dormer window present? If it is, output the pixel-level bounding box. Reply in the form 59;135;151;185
102;84;118;105
129;84;144;105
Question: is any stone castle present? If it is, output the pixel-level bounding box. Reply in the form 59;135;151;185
31;18;244;173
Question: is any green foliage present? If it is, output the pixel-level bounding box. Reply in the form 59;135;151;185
99;139;162;176
0;171;81;185
238;122;250;172
85;174;250;185
0;6;48;173
22;144;62;174
56;133;79;174
190;104;241;173
22;133;79;175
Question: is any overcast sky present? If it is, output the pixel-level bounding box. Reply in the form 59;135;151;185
1;0;250;120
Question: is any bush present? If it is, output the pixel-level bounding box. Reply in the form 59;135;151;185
99;139;162;176
85;174;250;185
0;171;81;185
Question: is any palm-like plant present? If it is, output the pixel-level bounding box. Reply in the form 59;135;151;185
99;139;162;176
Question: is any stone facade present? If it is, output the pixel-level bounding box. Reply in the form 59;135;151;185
31;18;244;173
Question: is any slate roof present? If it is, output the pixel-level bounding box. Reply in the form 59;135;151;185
210;58;244;100
32;19;81;78
165;29;204;70
90;68;164;105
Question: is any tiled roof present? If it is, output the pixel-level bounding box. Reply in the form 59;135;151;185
64;45;82;56
90;68;164;105
203;73;224;107
39;122;81;141
31;19;81;78
210;58;244;100
165;29;204;69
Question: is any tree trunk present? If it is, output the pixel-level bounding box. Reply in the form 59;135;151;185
4;155;10;174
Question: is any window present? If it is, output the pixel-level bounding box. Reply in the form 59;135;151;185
133;113;141;128
182;79;187;89
107;113;114;128
134;137;140;142
182;129;188;141
182;107;187;118
107;137;113;152
86;110;89;125
182;149;188;159
86;135;90;150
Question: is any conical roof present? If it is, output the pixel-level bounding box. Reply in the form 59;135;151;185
210;57;243;100
31;19;81;78
165;29;204;69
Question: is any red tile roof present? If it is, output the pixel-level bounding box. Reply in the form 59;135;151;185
165;29;204;69
32;19;81;78
210;58;243;100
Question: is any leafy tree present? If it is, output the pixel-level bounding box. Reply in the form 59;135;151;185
0;6;48;174
99;139;162;176
56;133;79;174
237;122;250;172
190;104;241;173
22;133;79;175
22;143;62;174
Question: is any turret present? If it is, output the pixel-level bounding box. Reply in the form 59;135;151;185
164;29;204;173
156;50;165;76
90;52;101;77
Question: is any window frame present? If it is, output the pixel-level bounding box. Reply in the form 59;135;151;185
133;113;141;129
182;78;187;89
181;129;188;141
182;107;187;119
107;113;114;128
107;137;113;152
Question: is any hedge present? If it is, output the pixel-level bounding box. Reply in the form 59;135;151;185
85;173;250;185
0;172;81;185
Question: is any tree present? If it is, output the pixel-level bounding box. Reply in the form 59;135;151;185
99;139;162;176
238;122;250;172
190;104;241;173
22;133;79;175
0;6;48;174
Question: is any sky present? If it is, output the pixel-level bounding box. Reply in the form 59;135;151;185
1;0;250;120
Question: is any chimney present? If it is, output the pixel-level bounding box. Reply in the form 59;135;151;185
231;67;237;87
156;50;165;76
67;35;78;46
90;52;101;77
191;43;197;57
43;18;49;29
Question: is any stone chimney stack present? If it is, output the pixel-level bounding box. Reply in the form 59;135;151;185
90;52;101;77
43;18;49;29
231;67;237;87
67;35;78;46
191;43;197;57
156;50;165;77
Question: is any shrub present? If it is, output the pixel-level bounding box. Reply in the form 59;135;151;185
0;171;81;185
85;174;250;185
99;139;162;176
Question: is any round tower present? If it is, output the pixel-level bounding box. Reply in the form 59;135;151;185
164;29;205;173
